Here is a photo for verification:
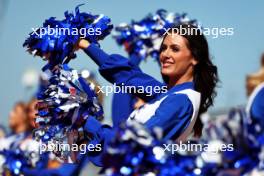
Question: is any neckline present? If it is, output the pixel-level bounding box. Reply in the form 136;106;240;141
154;82;194;101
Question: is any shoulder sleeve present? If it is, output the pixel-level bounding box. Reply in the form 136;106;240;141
144;93;193;140
83;44;165;102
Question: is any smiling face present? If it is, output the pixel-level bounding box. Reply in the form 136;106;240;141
159;33;197;86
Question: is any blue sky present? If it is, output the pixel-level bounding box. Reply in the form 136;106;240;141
0;0;264;126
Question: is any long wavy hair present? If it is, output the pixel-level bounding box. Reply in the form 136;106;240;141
160;23;219;137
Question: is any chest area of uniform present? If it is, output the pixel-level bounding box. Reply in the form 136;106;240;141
128;95;167;123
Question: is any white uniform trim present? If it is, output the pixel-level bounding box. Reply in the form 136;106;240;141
127;95;168;124
175;89;201;142
246;82;264;116
127;89;201;141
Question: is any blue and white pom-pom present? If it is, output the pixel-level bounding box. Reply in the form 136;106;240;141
0;149;30;175
23;4;113;67
23;5;109;161
199;107;264;175
100;107;264;176
34;64;104;160
100;121;200;176
113;9;200;60
0;147;48;176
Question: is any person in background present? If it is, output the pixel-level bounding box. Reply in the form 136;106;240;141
246;53;264;128
0;102;32;150
246;53;264;97
9;102;32;134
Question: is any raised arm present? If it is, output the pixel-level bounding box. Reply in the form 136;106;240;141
78;39;166;102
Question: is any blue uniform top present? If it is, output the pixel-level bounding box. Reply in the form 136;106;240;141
83;43;194;139
81;43;196;166
250;85;264;127
111;91;135;127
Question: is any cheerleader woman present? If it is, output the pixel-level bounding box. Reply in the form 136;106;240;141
78;23;218;166
79;23;218;138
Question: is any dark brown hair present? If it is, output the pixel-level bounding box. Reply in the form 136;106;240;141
161;23;219;137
